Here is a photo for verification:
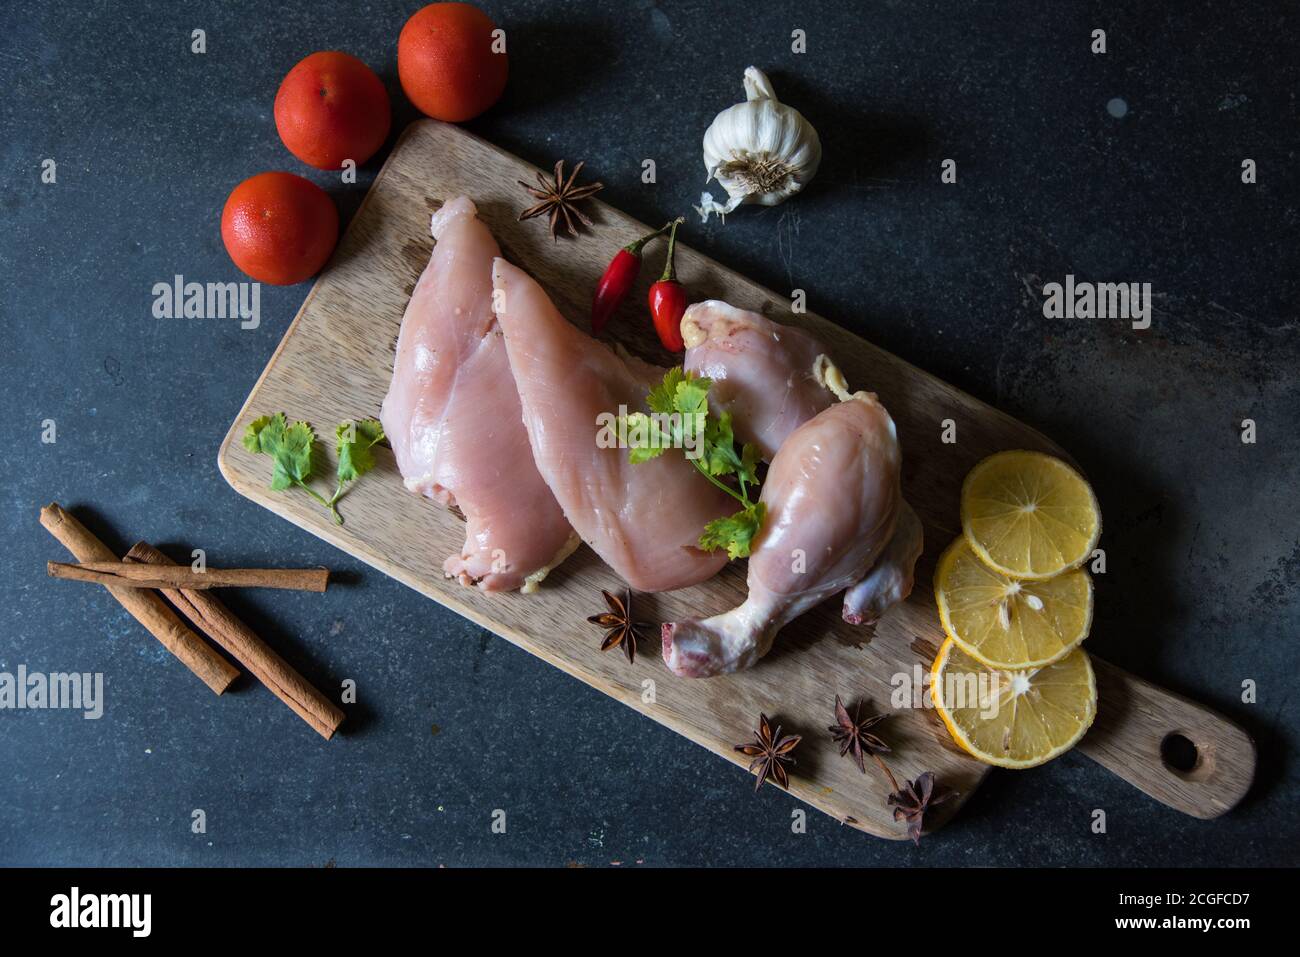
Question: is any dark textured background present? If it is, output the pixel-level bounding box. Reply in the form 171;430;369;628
1;0;1296;867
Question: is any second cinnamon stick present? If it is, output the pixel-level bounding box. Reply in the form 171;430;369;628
125;542;344;740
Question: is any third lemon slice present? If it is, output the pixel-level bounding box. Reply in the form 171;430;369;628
961;450;1101;579
935;538;1092;669
930;638;1097;769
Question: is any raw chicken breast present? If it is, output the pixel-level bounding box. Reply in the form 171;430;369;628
663;392;903;677
682;300;835;461
380;197;576;592
492;259;733;592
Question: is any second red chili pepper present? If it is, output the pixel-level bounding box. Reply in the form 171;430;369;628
590;220;678;334
648;218;688;352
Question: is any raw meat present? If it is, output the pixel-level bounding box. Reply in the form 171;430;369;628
380;197;577;592
663;392;903;676
491;258;734;592
682;300;835;461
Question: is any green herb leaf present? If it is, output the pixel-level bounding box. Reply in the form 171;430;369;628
646;367;688;415
699;502;767;559
243;412;384;525
243;414;276;453
739;442;761;485
278;420;318;487
244;412;317;491
629;442;669;465
618;412;672;463
626;369;770;559
673;375;711;420
700;411;738;476
336;418;385;484
697;414;759;490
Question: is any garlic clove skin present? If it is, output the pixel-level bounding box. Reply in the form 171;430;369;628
700;66;821;219
742;66;777;102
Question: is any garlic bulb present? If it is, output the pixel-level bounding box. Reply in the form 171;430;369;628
696;67;821;221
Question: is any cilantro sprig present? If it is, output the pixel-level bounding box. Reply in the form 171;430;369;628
620;368;766;559
242;412;385;525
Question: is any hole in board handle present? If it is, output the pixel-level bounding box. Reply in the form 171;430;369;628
1160;731;1211;780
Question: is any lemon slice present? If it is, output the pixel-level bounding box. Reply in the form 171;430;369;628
961;450;1101;579
935;538;1092;669
930;638;1096;769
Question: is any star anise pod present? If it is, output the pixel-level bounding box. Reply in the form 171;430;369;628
518;159;604;240
586;589;650;664
734;713;802;793
887;771;956;846
828;695;891;774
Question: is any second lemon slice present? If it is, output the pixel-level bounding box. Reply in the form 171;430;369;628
930;638;1097;769
935;538;1093;669
961;450;1101;579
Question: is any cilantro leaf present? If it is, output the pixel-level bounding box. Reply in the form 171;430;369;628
673;374;710;419
625;368;769;562
700;411;738;476
336;418;385;484
699;502;767;560
738;441;762;489
243;412;317;492
243;414;276;453
630;443;669;465
276;420;317;490
619;412;672;463
646;367;687;415
242;411;385;525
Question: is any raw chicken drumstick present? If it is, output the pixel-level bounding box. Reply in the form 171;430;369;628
662;390;903;678
380;197;577;592
492;259;734;593
681;300;922;630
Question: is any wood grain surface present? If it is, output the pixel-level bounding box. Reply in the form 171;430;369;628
218;120;1254;838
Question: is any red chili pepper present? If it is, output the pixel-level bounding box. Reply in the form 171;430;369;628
649;219;688;352
590;220;676;334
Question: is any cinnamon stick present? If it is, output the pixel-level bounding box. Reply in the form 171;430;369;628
48;560;329;593
126;541;345;741
38;503;238;695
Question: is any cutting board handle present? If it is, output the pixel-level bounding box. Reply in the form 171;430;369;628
1078;657;1256;819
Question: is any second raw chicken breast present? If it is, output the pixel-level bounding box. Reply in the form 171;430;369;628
492;258;734;592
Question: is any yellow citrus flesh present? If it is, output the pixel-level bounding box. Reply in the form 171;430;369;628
930;638;1096;769
961;450;1101;580
935;537;1092;669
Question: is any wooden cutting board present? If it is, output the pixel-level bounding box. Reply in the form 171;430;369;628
219;120;1255;839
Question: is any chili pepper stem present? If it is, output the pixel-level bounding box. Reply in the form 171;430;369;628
624;218;682;256
657;219;682;282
